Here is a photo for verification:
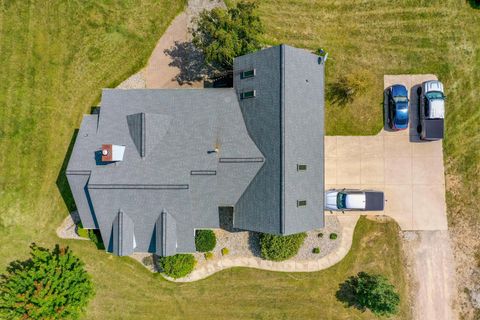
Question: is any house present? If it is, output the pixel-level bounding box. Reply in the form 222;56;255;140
66;45;325;256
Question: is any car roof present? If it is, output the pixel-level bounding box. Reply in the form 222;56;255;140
345;194;366;209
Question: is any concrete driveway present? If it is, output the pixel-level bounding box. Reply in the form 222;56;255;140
325;74;448;231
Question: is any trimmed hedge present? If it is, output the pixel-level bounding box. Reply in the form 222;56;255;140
195;230;216;252
260;232;307;261
159;254;196;279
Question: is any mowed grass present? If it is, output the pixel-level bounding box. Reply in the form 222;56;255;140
227;1;480;221
0;1;186;267
67;217;411;319
1;0;476;319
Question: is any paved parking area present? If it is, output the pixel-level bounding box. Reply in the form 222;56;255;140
325;74;448;231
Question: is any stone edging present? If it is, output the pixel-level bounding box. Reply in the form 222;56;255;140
163;215;359;282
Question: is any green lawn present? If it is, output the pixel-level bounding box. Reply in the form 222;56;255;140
1;0;478;319
66;217;410;319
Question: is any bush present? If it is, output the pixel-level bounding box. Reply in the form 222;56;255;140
330;233;338;240
317;232;324;238
0;243;94;320
221;247;230;256
312;247;320;254
260;232;307;261
142;255;154;267
195;229;216;252
336;272;400;316
159;254;196;279
204;252;214;260
192;1;264;69
76;223;88;238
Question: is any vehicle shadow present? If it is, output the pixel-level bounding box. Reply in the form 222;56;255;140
383;88;395;132
409;84;424;143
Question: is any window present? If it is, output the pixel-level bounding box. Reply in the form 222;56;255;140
297;200;307;207
240;90;256;99
297;164;307;171
241;69;256;79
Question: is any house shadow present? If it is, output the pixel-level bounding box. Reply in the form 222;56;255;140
218;207;262;257
56;129;79;213
164;41;216;86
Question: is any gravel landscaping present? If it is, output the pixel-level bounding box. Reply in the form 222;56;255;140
190;210;342;268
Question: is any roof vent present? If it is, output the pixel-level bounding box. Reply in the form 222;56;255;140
102;144;125;162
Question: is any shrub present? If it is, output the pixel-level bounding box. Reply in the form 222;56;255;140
87;229;105;249
159;254;196;279
192;1;264;69
142;255;154;267
0;243;94;320
336;272;400;316
204;252;214;260
312;247;320;254
330;233;338;240
195;229;216;252
221;247;230;256
76;223;88;238
260;232;307;261
317;232;324;238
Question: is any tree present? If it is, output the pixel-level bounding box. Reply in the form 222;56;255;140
260;232;307;261
192;1;264;70
336;272;400;316
0;243;94;320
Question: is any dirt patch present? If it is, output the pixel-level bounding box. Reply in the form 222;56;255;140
402;230;458;320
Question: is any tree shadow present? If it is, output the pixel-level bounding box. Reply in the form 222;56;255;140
164;41;216;85
336;275;365;312
467;0;480;8
56;129;79;213
326;77;360;106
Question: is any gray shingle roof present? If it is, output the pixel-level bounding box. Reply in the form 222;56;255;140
66;45;325;256
233;45;325;235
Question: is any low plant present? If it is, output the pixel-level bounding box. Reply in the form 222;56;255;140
88;229;105;250
76;223;89;238
312;247;320;254
330;233;338;240
158;254;196;279
142;255;154;267
336;272;400;316
221;247;230;256
195;229;216;252
260;232;307;261
204;252;214;260
317;232;324;238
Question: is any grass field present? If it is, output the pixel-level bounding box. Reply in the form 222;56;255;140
66;217;411;319
1;0;478;319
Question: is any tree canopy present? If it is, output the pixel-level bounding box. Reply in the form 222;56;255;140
0;244;94;320
336;271;400;316
192;1;264;70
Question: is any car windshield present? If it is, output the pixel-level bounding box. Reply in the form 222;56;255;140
336;192;347;209
394;96;408;103
425;91;444;100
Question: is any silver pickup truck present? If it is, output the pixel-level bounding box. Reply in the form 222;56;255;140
417;80;445;140
325;189;385;212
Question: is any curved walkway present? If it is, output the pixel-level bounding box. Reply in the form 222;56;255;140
164;216;359;282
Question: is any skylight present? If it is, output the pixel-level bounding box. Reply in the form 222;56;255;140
240;90;256;99
241;69;256;79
